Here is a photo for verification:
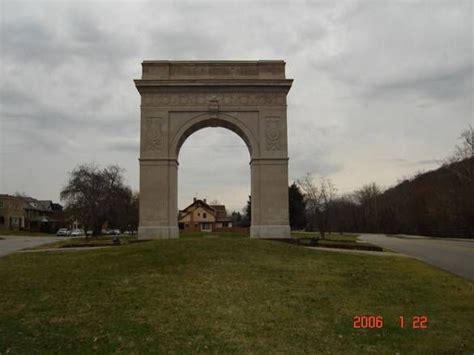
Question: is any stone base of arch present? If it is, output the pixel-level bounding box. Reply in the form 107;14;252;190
250;225;291;239
138;226;179;239
138;225;290;239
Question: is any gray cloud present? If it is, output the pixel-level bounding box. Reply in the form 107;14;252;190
1;0;472;212
383;158;439;167
369;64;473;101
314;1;472;101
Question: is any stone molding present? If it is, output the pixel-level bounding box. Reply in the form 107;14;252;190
139;158;179;166
250;158;289;165
141;60;287;80
140;92;287;107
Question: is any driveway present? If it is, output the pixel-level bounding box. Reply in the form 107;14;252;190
0;236;58;258
359;234;474;281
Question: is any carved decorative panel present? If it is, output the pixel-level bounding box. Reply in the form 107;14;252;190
265;117;281;151
144;117;163;152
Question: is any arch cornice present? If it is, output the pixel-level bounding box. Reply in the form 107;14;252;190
135;79;293;91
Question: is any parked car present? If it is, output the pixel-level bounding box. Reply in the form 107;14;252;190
70;229;85;237
56;228;70;237
103;229;121;235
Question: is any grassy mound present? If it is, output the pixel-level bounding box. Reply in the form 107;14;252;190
0;233;472;353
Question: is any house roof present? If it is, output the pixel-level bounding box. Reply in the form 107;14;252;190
0;194;63;212
24;199;52;211
178;199;230;222
179;199;216;220
21;198;63;212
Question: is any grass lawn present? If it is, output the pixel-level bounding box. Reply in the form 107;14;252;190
0;232;472;353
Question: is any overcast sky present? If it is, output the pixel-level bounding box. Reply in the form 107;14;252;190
1;0;472;212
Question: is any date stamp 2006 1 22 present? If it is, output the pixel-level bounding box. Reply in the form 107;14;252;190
353;315;429;329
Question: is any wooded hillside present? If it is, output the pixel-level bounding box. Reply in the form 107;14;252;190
330;157;474;237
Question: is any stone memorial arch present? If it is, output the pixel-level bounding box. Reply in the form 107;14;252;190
134;60;293;239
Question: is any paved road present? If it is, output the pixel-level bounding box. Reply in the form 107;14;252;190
359;234;474;281
307;246;409;257
0;236;58;258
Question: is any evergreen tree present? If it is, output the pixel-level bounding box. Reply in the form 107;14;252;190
289;182;306;230
242;195;251;227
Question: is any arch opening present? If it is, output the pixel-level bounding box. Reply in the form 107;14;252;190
177;127;250;228
173;114;256;159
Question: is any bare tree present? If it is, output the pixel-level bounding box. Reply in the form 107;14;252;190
443;125;474;185
60;163;134;236
297;174;336;239
443;126;474;236
355;183;382;232
453;125;474;161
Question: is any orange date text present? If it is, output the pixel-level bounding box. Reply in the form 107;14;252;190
352;315;429;329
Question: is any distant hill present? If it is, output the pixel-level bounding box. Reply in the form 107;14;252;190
331;157;474;238
380;157;474;237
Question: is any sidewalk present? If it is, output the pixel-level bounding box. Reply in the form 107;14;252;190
0;235;58;258
306;246;409;257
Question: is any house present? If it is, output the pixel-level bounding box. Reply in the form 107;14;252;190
178;198;232;232
0;194;25;230
211;205;233;229
0;194;65;232
23;198;65;233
